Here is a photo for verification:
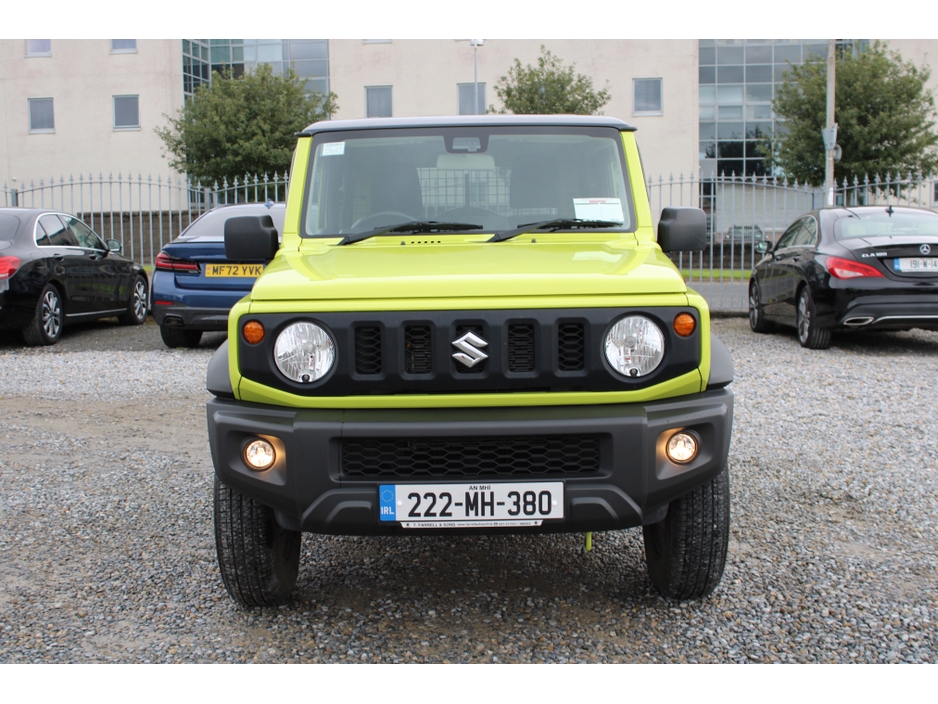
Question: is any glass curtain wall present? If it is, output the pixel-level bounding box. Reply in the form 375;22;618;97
183;39;330;99
698;39;868;179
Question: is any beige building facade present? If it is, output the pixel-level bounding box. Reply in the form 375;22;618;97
0;39;183;187
2;38;938;193
329;39;700;180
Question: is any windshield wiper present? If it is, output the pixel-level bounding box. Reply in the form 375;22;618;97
337;221;484;246
488;219;624;242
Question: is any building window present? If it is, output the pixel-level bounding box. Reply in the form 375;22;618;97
114;95;140;129
458;83;486;115
111;39;137;53
366;86;392;118
26;39;51;56
633;78;663;115
29;98;54;132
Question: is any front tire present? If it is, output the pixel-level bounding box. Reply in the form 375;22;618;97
214;476;302;607
159;325;202;349
748;280;774;333
22;284;64;346
796;286;831;349
118;276;148;325
643;467;730;600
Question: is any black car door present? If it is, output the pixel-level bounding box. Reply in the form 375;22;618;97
36;214;88;316
61;215;125;315
775;216;818;323
762;220;801;319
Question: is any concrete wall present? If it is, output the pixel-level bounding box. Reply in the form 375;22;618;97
0;39;184;187
329;39;700;182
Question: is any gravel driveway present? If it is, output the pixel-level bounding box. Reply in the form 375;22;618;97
0;316;935;663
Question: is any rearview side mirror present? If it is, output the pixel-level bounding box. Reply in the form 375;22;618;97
657;207;707;253
106;239;122;253
755;241;769;254
224;216;279;262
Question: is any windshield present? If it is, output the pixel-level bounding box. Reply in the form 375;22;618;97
836;210;938;239
302;126;633;237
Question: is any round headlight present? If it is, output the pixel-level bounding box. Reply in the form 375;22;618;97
604;315;665;378
274;322;336;383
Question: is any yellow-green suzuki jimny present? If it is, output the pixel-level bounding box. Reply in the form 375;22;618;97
206;115;734;606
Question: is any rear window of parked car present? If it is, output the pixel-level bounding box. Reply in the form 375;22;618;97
837;211;938;239
180;206;286;241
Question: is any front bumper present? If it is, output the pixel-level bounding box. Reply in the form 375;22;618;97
207;389;734;536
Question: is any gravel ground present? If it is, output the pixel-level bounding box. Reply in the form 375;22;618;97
0;316;935;663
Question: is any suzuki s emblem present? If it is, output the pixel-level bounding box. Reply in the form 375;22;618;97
452;331;489;368
921;244;932;255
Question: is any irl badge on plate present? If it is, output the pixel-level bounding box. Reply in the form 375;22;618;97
379;485;397;521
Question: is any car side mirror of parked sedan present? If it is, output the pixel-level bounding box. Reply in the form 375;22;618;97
106;239;122;253
755;241;769;254
657;207;707;253
224;215;279;262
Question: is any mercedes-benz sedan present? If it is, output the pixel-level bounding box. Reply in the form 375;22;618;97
0;208;148;346
749;205;938;348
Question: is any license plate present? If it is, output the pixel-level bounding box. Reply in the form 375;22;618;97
204;263;264;277
894;257;938;272
379;482;564;528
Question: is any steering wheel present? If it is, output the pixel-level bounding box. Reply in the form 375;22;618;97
350;211;415;232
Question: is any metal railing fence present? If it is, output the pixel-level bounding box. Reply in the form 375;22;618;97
4;170;937;311
2;173;288;268
648;171;938;311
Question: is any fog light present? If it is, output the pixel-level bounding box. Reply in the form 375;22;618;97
244;438;275;471
666;431;698;464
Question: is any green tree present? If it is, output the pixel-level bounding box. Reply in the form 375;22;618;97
767;42;938;186
156;64;337;185
489;46;611;115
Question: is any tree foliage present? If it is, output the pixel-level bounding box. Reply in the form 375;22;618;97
489;46;611;115
156;64;337;185
767;42;938;186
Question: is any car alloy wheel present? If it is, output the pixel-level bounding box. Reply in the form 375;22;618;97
748;281;772;333
796;286;831;349
23;284;64;346
132;279;148;320
119;276;149;325
41;289;62;339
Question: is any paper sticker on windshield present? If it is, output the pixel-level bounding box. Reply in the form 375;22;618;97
322;142;345;156
574;198;623;223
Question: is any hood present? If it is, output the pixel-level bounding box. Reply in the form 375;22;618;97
248;235;686;302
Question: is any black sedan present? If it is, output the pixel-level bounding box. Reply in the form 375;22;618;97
0;208;148;345
749;205;938;349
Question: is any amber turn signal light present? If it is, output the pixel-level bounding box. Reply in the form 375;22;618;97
243;320;265;344
673;313;696;337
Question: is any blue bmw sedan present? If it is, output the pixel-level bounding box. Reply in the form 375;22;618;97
151;202;285;348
